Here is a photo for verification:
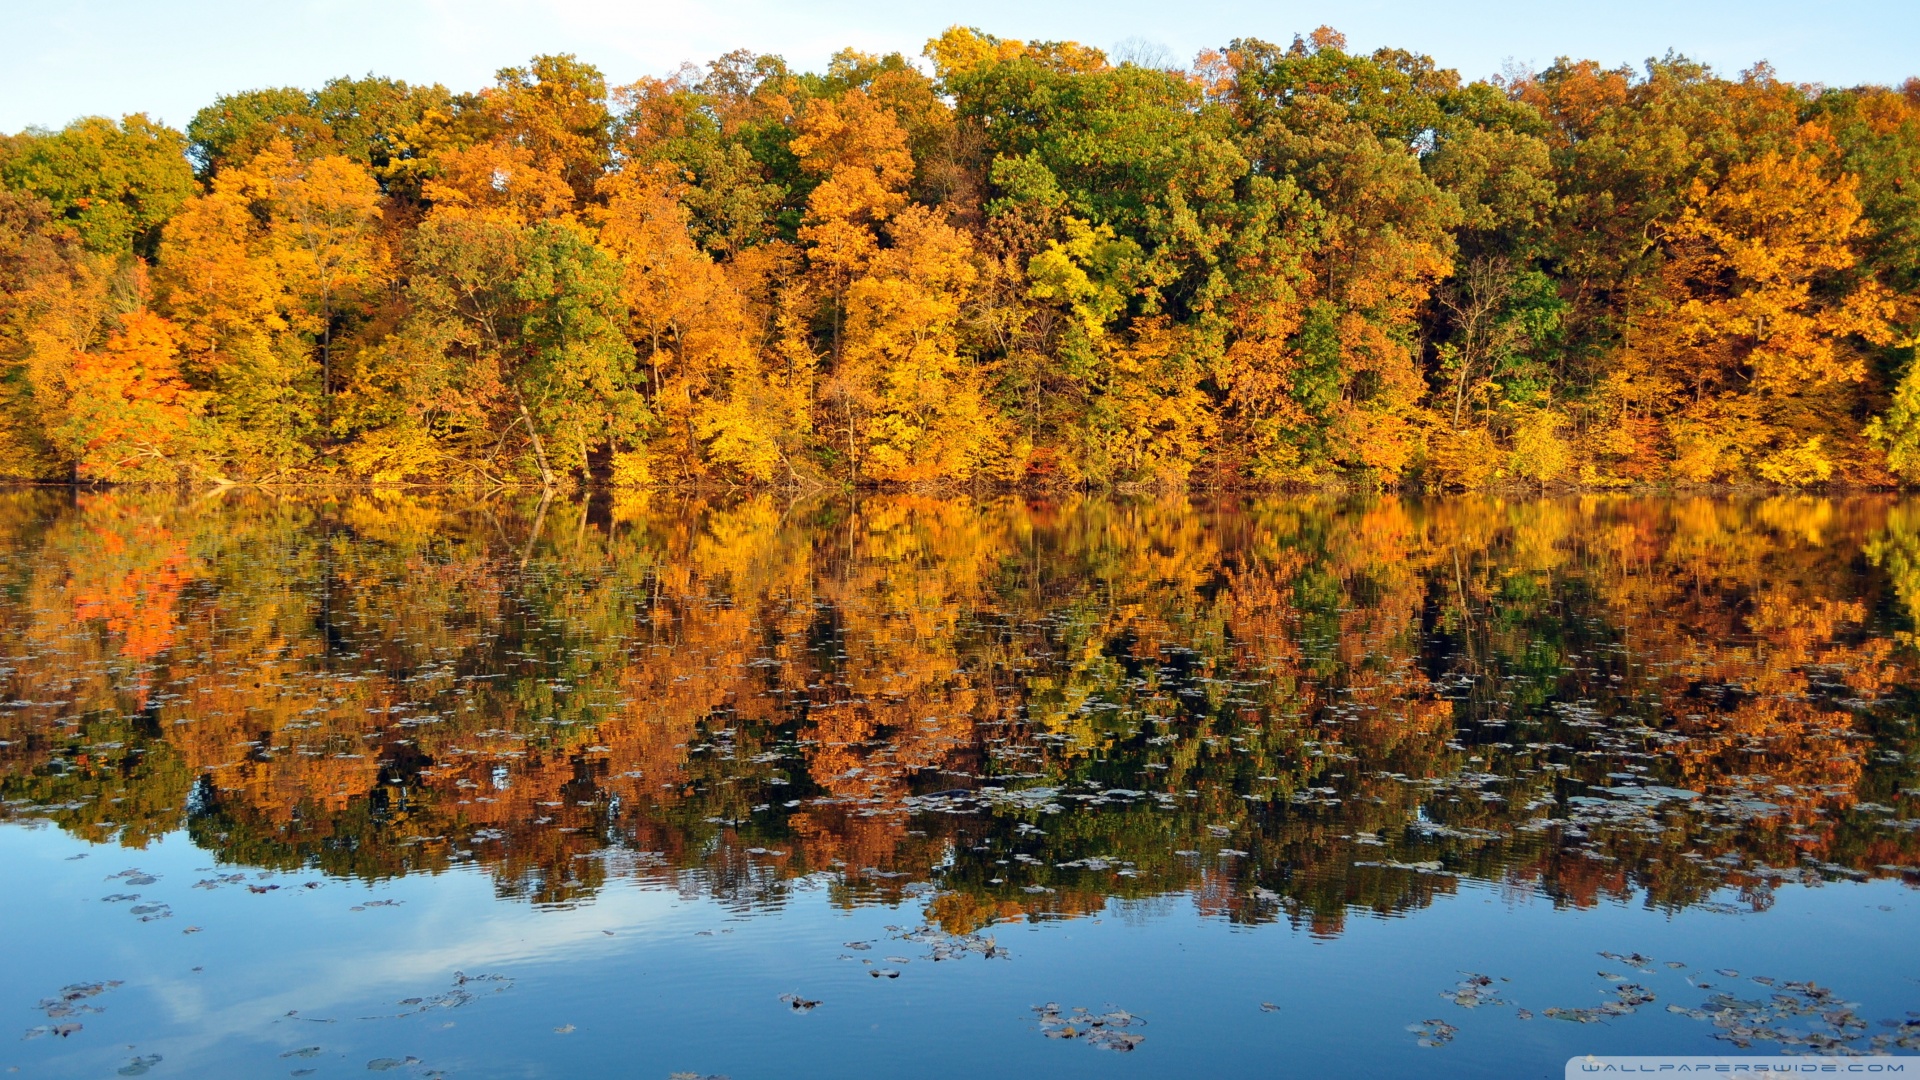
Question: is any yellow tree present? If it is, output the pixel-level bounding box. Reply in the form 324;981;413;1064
1020;218;1217;485
1084;317;1218;486
0;189;123;478
1638;142;1895;483
403;55;609;223
834;205;993;482
156;159;301;474
486;54;613;206
791;88;915;362
157;141;387;474
264;150;387;409
595;169;805;481
421;141;573;225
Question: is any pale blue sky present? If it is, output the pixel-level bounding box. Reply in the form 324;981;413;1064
3;0;1915;133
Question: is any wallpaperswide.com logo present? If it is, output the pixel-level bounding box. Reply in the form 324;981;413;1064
1569;1058;1917;1075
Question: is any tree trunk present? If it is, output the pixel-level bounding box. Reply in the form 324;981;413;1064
516;391;557;490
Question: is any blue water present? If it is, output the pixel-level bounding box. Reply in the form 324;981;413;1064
5;823;1917;1079
2;492;1918;1077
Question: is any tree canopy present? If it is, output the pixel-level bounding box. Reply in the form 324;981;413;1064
4;29;1918;489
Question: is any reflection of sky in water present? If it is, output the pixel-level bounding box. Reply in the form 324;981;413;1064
2;492;1920;1074
5;824;1919;1078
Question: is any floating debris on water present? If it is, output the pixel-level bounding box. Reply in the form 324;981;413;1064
1418;956;1920;1054
346;972;515;1022
1442;974;1508;1009
1599;952;1657;971
1540;977;1655;1024
1032;1003;1146;1052
1408;1018;1458;1047
25;979;121;1038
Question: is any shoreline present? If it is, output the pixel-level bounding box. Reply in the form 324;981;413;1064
0;478;1910;496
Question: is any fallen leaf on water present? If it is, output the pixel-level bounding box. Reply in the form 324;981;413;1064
1407;1018;1457;1047
1032;1003;1146;1052
1443;972;1508;1009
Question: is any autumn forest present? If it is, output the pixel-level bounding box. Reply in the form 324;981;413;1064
4;26;1920;491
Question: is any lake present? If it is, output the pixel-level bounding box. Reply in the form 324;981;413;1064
2;490;1918;1078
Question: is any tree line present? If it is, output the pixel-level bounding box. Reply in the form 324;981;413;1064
2;27;1917;489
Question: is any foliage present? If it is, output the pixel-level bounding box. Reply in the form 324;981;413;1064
0;115;195;257
1;35;1918;489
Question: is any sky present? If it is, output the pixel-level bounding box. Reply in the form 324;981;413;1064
3;0;1917;133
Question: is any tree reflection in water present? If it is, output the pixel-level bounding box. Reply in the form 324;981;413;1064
1;490;1916;936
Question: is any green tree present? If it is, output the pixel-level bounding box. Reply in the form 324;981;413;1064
1;115;195;257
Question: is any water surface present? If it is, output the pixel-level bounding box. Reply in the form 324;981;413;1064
2;491;1918;1078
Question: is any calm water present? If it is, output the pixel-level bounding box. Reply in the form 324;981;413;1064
2;490;1919;1078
